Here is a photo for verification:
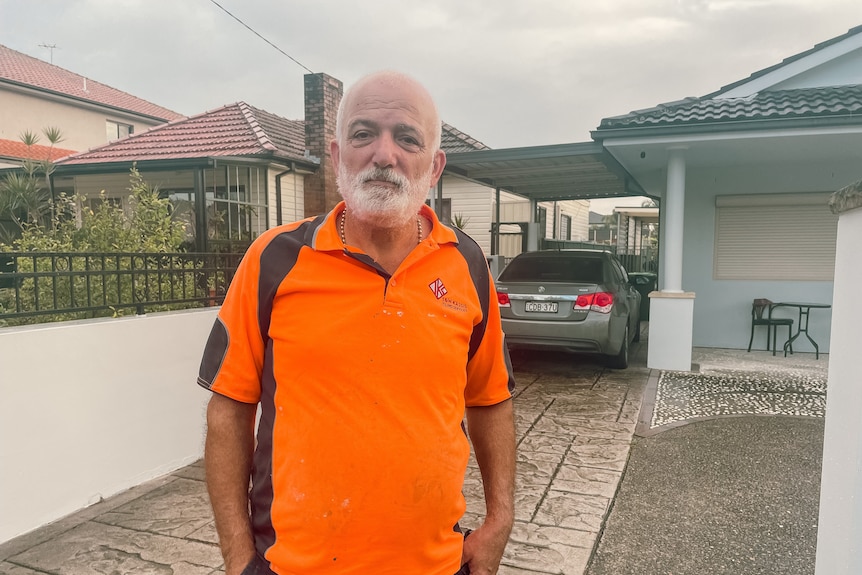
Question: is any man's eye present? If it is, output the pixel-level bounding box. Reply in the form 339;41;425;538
351;131;372;140
400;136;420;146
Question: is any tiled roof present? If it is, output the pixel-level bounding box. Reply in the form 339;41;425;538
57;102;312;166
0;138;77;162
0;44;183;122
598;85;862;131
441;122;490;153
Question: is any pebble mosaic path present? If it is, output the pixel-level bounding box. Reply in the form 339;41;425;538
641;348;828;434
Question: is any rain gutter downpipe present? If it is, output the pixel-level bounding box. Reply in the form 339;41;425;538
274;164;295;226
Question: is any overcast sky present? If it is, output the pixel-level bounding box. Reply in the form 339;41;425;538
2;0;861;211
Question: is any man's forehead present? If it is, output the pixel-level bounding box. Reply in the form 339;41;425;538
345;78;431;115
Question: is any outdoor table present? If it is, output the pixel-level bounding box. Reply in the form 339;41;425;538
772;302;832;359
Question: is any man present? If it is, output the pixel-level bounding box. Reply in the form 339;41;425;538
198;71;515;575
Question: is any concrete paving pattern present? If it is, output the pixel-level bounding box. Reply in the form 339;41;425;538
0;338;827;574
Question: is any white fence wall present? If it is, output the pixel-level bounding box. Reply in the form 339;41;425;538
815;198;862;575
0;308;219;544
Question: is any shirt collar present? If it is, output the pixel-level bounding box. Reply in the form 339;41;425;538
311;201;459;251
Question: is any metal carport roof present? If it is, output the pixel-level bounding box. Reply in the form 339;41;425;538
442;141;645;202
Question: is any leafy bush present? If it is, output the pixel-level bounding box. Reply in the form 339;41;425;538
0;165;210;326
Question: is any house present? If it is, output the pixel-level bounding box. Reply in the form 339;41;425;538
588;210;615;244
0;55;586;256
0;44;183;163
592;25;862;369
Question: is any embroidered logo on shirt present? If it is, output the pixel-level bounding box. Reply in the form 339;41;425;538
429;278;448;299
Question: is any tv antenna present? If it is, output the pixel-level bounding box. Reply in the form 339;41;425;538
39;43;59;64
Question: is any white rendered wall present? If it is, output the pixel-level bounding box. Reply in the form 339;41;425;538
815;204;862;574
0;308;218;543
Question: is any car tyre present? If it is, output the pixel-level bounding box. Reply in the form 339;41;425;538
608;325;629;369
633;319;641;343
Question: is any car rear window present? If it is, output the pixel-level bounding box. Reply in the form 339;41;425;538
499;256;603;283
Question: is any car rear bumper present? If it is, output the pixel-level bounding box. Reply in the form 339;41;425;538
501;315;624;355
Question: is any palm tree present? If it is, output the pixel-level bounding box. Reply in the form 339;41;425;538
0;127;64;242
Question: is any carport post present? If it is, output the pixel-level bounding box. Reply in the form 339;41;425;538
493;187;501;255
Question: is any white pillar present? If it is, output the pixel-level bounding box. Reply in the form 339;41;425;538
815;184;862;574
664;147;686;292
647;146;694;371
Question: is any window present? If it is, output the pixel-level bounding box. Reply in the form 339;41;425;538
205;165;268;250
425;198;451;224
713;193;837;281
499;255;604;283
106;121;133;141
536;206;547;238
162;164;269;251
560;214;572;240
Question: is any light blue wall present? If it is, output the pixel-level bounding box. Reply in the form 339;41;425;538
646;159;862;352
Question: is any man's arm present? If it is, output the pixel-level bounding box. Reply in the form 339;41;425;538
205;393;258;575
462;398;516;575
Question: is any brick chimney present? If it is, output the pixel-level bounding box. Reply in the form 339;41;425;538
304;73;343;216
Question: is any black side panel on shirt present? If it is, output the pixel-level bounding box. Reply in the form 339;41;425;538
248;216;326;556
197;317;229;389
453;228;490;361
453;228;516;394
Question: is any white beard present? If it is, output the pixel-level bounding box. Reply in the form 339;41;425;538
337;164;433;228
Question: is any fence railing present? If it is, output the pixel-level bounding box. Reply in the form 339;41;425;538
0;252;243;326
540;240;658;273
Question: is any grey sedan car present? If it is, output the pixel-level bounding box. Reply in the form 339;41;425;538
495;250;641;368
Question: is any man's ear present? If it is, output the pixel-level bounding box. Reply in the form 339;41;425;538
330;139;340;170
429;149;447;187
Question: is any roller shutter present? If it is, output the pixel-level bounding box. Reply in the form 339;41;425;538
713;193;837;281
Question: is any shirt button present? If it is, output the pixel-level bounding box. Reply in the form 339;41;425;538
391;280;397;287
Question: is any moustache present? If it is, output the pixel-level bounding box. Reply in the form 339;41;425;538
359;168;408;189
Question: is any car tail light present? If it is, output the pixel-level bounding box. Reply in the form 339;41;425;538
573;292;614;314
497;292;511;307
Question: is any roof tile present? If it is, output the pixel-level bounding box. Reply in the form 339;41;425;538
0;44;183;122
56;102;311;165
441;122;490;153
598;85;862;130
0;138;77;162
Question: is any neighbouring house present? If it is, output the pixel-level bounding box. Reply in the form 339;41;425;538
592;24;862;368
0;44;183;162
588;210;615;244
0;50;591;256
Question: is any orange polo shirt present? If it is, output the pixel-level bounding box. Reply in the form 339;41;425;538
198;203;514;574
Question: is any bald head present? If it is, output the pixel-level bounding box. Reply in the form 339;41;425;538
336;71;442;152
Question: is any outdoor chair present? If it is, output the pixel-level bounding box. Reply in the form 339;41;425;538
747;298;793;356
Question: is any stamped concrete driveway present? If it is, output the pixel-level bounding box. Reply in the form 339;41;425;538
0;343;649;575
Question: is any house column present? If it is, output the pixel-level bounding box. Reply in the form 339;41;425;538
815;181;862;575
648;146;695;371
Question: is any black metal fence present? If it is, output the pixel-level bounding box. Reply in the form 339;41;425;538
0;252;243;326
541;240;658;273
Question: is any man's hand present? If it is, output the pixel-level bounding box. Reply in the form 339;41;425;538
460;519;513;574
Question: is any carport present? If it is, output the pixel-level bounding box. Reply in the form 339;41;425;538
441;141;647;255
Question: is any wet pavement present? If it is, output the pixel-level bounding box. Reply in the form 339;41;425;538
0;333;828;575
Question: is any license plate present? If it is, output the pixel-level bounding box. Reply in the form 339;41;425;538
525;301;558;313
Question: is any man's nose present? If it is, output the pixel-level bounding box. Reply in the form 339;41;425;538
371;133;398;169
